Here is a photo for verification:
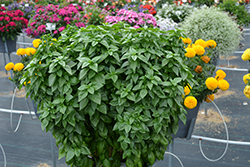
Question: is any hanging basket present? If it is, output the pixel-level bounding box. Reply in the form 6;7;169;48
172;101;201;139
0;36;17;53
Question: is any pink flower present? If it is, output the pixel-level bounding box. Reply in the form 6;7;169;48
59;26;65;32
4;17;10;21
37;25;46;33
26;28;33;35
64;17;71;22
30;22;37;27
54;30;58;34
9;22;16;27
133;25;140;29
0;16;3;21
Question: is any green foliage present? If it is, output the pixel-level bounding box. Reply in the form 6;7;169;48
195;0;216;7
22;23;194;166
181;7;242;57
219;0;250;26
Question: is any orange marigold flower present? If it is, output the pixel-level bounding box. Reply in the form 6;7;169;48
200;56;211;63
205;94;214;103
194;65;202;73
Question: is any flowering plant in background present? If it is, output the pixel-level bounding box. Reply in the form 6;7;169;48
156;2;196;23
84;5;110;26
4;39;40;87
26;4;87;38
7;1;35;20
105;9;158;28
139;4;157;15
0;6;29;41
241;49;250;98
155;16;178;31
182;38;230;107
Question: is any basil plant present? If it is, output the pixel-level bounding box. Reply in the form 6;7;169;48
22;23;194;167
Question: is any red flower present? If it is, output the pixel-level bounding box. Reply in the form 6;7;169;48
4;17;10;21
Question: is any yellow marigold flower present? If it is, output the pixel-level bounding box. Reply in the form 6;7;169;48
25;48;36;56
215;70;226;80
206;40;217;48
205;77;218;90
16;48;26;56
200;56;211;63
39;61;42;64
184;85;191;95
52;38;57;41
185;48;196;58
181;37;192;44
218;79;230;91
5;62;14;71
13;63;24;71
205;94;214;103
244;85;250;98
195;39;207;48
32;39;42;48
187;44;195;48
193;45;205;56
242;49;250;61
184;96;197;109
243;73;250;84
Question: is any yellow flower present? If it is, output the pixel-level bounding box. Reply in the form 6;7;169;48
5;62;14;71
13;63;24;71
218;79;230;91
185;48;196;58
181;37;192;44
243;73;250;84
25;48;36;56
52;38;57;41
39;61;42;64
206;40;217;48
193;45;205;56
205;94;214;103
205;77;218;90
184;96;197;109
200;56;211;63
195;39;207;48
16;48;26;56
215;70;226;80
24;80;31;86
244;85;250;98
32;39;42;48
187;44;195;48
184;85;191;95
241;49;250;61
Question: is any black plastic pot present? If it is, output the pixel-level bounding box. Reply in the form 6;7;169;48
172;101;201;139
0;36;17;53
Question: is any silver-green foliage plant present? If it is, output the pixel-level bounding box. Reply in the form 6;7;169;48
156;2;196;23
21;23;194;167
181;7;242;57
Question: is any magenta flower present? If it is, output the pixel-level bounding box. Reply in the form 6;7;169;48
54;30;58;34
59;26;65;32
9;21;16;26
37;25;46;33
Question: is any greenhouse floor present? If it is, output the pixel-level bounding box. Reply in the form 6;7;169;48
0;32;250;167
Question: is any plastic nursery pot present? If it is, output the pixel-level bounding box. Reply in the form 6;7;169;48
0;36;17;53
172;101;201;139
